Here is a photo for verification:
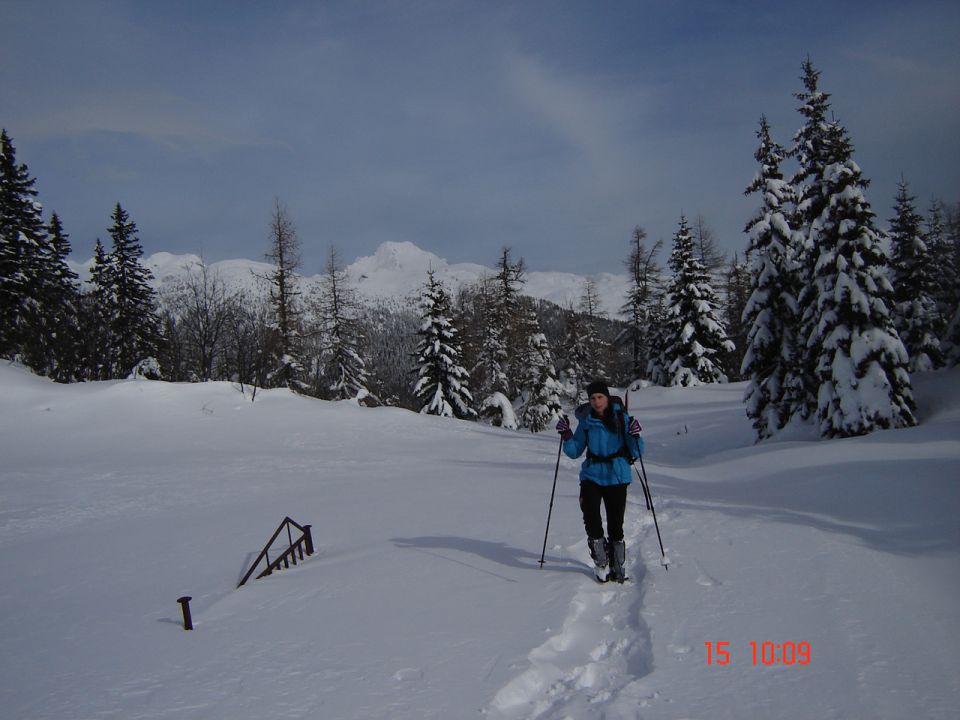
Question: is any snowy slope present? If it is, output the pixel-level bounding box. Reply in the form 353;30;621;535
0;365;958;719
68;240;631;316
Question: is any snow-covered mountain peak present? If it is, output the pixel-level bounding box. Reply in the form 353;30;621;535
144;252;204;282
353;241;448;274
69;240;629;315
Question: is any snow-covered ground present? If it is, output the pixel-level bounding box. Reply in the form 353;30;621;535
1;364;957;719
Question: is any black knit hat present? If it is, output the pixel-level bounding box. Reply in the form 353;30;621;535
586;380;610;398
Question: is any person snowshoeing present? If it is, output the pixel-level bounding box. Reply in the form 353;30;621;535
556;379;643;583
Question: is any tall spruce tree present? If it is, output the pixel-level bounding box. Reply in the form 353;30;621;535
924;199;958;332
660;215;734;386
741;116;802;438
38;213;81;381
263;198;304;389
722;254;751;381
520;325;563;432
789;58;834;420
105;203;161;377
889;179;943;371
314;246;369;400
935;202;960;365
515;302;563;431
474;248;525;401
645;295;671;386
0;129;46;361
942;306;960;367
3;196;81;381
412;269;475;418
84;238;113;380
801;119;915;437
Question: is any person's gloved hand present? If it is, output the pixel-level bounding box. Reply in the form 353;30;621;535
556;415;573;440
628;418;642;437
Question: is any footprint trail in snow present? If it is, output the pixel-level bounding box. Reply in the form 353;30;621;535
485;509;658;719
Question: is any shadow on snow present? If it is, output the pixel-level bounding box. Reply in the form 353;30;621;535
390;535;596;581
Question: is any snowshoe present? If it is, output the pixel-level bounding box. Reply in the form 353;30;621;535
588;537;609;583
607;540;626;584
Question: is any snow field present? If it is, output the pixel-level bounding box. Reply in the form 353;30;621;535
1;364;958;719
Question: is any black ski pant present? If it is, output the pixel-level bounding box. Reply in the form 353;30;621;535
579;480;628;542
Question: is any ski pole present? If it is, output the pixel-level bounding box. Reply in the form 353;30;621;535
634;459;652;511
636;455;668;570
539;432;565;568
632;462;651;516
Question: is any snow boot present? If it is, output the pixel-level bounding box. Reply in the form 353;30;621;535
607;540;626;583
588;537;609;582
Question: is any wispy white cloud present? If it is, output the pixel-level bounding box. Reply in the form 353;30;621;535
501;50;629;180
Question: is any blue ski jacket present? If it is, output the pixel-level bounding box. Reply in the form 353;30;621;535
563;399;643;486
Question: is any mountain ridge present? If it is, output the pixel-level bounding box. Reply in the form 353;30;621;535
68;240;630;316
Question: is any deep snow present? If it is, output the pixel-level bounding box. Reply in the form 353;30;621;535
1;364;958;719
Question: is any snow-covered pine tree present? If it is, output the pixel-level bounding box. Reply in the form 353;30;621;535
946;203;960;312
105;203;161;378
16;213;58;377
521;333;563;432
936;203;960;365
802;120;916;437
412;269;476;419
722;253;751;381
644;295;670;387
789;58;835;420
741;115;802;438
660;215;734;386
38;213;81;381
889;179;943;371
517;304;563;431
559;305;591;401
942;306;960;367
924;200;959;334
0;129;46;362
471;248;525;406
620;225;663;380
262;198;305;389
313;246;370;401
82;238;113;380
0;164;81;382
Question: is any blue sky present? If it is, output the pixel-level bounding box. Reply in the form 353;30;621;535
2;1;958;275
